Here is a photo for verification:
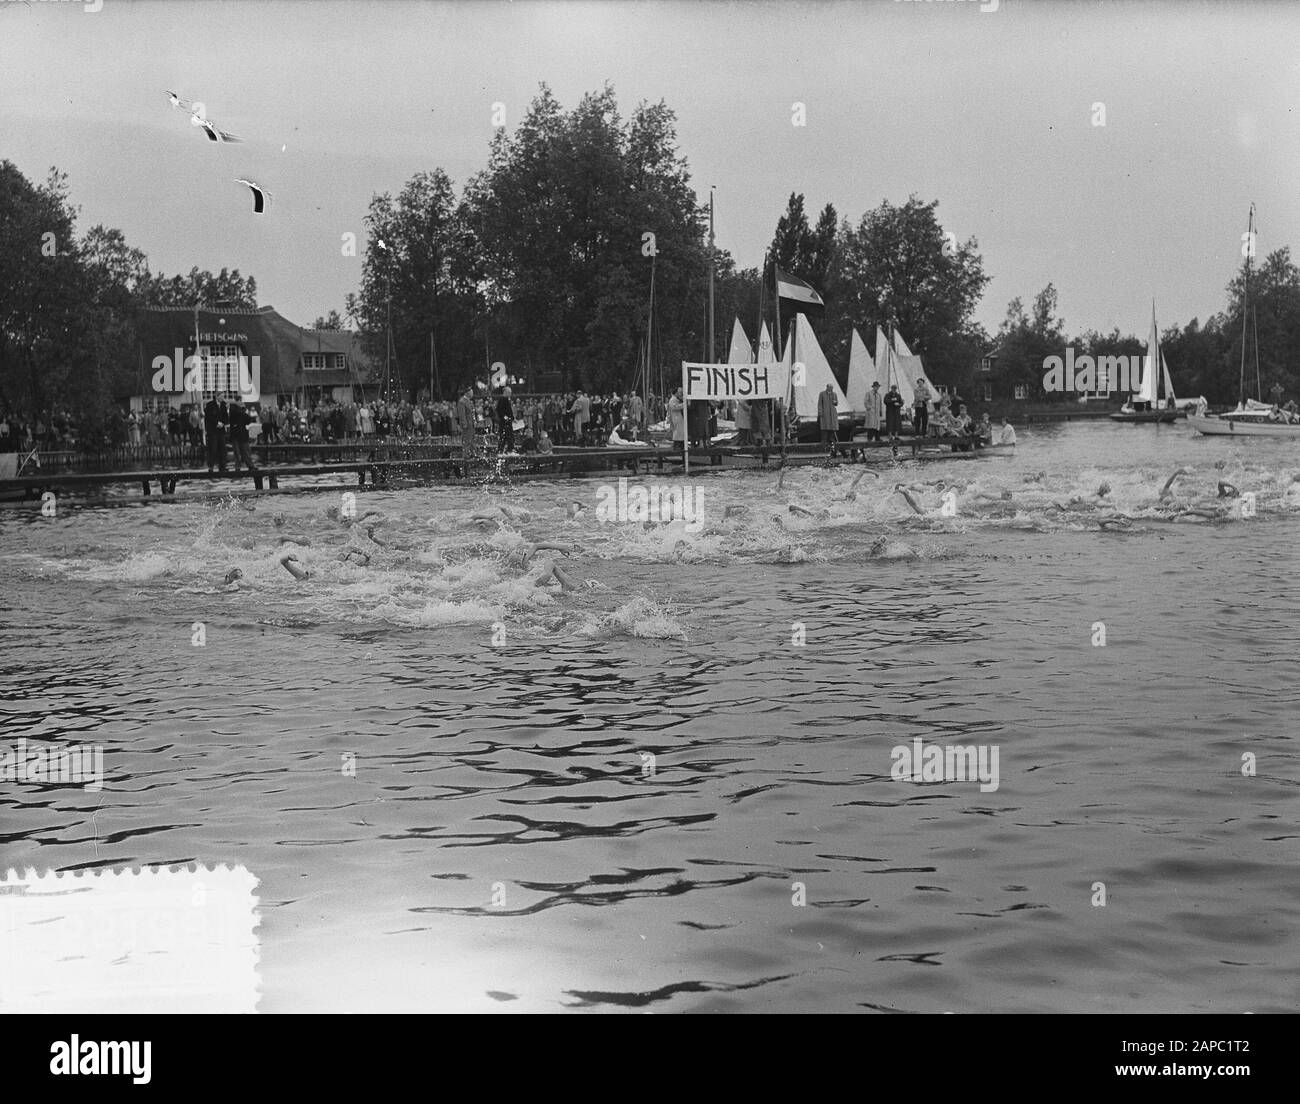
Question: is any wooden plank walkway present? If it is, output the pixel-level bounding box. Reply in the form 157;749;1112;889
0;436;1006;503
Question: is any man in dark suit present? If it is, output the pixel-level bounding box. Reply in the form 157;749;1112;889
497;387;516;453
228;403;257;473
203;395;227;473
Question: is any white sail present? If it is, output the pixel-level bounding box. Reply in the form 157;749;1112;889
846;328;872;412
877;327;914;408
1134;307;1160;404
893;328;940;400
757;321;777;364
1161;350;1176;405
789;314;848;419
727;318;753;364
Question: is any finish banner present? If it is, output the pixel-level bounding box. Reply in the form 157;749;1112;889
682;361;788;401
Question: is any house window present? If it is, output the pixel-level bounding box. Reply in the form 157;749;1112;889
1014;384;1027;400
332;354;348;370
303;352;327;370
201;344;248;395
981;384;993;403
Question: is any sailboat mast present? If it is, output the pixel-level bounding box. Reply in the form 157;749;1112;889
707;187;715;365
1252;305;1261;403
1239;203;1254;406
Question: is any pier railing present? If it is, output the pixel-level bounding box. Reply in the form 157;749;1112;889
18;436;466;475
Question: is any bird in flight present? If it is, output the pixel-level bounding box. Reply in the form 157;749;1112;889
166;92;242;142
197;116;242;143
235;179;270;214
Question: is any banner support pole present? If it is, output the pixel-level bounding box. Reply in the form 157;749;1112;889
682;360;689;476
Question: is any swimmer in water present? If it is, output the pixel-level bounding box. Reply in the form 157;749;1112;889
472;503;531;526
280;553;309;581
1218;481;1239;498
223;568;243;585
845;469;880;501
1160;468;1189;501
894;483;925;515
503;540;584;591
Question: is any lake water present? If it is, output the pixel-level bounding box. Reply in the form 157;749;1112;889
2;420;1297;1012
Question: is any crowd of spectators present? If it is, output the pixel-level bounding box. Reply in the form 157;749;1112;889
0;390;674;456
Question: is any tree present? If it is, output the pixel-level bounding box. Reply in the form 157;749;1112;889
824;195;988;385
765;194;837;299
1224;246;1300;401
134;266;258;309
356;169;482;399
990;283;1067;400
1160;316;1232;405
465;84;712;390
312;310;344;331
0;164;96;419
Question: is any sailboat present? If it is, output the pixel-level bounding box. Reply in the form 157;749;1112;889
779;314;853;441
892;329;942;403
1110;305;1178;423
845;329;872;425
1188;206;1300;437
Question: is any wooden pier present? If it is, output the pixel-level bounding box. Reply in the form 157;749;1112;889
0;435;1006;505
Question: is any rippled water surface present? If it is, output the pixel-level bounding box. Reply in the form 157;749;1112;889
2;421;1297;1012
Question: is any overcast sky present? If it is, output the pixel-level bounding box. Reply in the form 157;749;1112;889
2;0;1296;345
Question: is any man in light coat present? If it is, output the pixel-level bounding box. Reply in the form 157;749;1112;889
570;390;591;446
456;386;477;460
864;381;884;442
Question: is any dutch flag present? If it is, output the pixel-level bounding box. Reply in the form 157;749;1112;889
775;266;826;316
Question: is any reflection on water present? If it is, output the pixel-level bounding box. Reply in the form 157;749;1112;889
1;422;1297;1011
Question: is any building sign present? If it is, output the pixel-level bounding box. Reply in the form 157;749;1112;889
682;361;788;401
193;332;250;344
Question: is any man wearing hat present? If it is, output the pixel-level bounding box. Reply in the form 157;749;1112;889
884;383;905;441
817;382;839;455
864;380;884;442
